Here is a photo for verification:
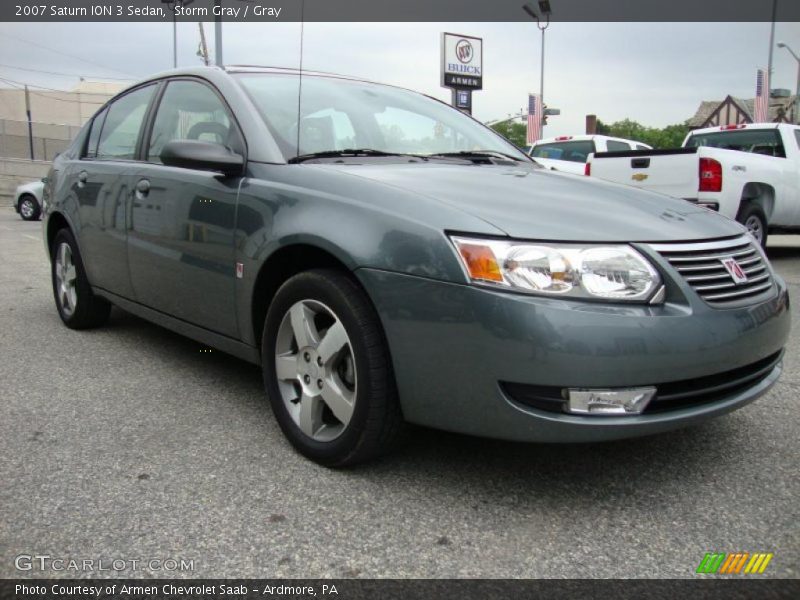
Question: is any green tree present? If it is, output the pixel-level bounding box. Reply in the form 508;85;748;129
596;118;691;149
490;120;528;148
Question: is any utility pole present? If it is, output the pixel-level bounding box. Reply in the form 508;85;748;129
24;85;34;160
198;22;210;66
214;0;223;66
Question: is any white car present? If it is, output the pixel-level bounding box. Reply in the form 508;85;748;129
14;180;45;221
527;135;652;174
586;123;800;246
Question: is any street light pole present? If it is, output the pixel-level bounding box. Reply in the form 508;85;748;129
214;0;223;66
522;2;552;132
162;0;196;68
767;0;777;83
777;42;800;124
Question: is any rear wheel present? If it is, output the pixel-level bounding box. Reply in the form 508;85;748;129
737;204;768;247
262;269;403;467
51;229;111;329
18;195;41;221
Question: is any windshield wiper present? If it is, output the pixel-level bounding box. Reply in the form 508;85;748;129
289;149;419;163
425;150;526;162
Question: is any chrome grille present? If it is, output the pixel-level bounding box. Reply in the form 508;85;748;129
649;236;774;305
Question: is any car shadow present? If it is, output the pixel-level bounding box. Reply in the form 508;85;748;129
103;305;748;506
766;246;800;261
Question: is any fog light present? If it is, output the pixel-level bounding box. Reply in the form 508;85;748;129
566;387;656;415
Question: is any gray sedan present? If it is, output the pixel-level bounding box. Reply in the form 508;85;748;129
14;180;44;221
42;66;790;466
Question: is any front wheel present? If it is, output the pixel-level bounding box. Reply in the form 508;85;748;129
262;269;403;467
18;195;41;221
737;204;768;247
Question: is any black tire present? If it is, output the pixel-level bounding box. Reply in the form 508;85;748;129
737;203;768;248
261;269;403;467
18;195;41;221
51;229;111;329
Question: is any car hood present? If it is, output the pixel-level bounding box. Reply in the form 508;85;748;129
321;162;743;242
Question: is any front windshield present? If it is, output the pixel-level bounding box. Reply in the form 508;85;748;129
234;73;527;161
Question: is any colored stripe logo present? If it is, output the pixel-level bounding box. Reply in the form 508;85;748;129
696;552;773;574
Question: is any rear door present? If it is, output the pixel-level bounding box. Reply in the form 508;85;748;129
70;83;159;298
127;77;245;338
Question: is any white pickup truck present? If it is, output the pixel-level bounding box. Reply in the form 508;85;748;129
586;123;800;246
526;135;652;175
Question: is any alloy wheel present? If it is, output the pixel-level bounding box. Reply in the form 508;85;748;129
20;198;35;219
745;215;764;244
274;299;357;442
55;242;78;317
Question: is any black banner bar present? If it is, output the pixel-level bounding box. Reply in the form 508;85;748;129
2;0;800;23
2;579;800;600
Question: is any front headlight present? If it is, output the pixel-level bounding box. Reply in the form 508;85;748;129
450;236;662;303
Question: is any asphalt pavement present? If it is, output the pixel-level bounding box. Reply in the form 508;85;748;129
0;208;798;579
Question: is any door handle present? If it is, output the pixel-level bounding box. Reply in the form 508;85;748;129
135;179;151;197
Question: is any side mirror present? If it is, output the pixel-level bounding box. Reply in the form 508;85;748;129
160;140;244;177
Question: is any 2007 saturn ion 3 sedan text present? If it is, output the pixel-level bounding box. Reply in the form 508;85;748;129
43;67;790;466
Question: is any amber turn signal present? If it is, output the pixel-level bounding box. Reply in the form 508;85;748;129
455;242;504;282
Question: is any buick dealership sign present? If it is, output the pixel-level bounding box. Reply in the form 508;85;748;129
441;32;483;90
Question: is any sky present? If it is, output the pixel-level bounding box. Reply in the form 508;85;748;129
0;21;798;136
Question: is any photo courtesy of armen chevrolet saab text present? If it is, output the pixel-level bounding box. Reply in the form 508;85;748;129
43;66;790;466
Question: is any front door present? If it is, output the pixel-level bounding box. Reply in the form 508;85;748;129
127;78;245;338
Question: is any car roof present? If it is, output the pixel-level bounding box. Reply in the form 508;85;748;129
124;65;417;98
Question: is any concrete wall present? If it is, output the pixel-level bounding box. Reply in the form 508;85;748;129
0;158;51;206
0;85;121;127
0;119;82;162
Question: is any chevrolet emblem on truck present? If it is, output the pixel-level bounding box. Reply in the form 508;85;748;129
632;173;649;182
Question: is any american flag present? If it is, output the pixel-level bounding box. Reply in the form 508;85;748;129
526;93;542;145
754;68;769;123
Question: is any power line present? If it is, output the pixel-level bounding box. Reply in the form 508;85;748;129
0;31;140;78
0;62;135;81
0;74;74;92
0;76;107;105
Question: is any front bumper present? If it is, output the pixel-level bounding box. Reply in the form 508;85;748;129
356;268;790;443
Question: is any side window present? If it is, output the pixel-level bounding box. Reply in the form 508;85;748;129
635;144;649;151
84;107;108;158
148;80;241;162
96;85;156;160
794;130;800;150
606;140;632;152
533;141;595;162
